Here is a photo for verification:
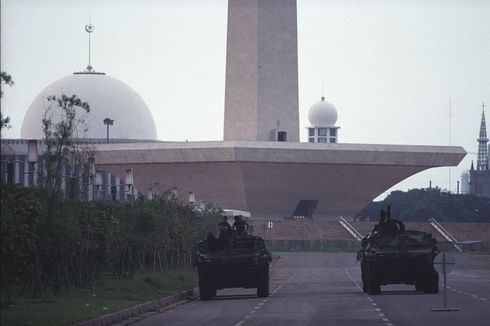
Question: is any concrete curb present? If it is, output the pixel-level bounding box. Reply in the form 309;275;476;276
77;256;279;326
75;288;198;326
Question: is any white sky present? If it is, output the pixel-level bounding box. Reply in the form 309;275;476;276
1;0;489;199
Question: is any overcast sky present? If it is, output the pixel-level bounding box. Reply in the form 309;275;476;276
1;0;489;199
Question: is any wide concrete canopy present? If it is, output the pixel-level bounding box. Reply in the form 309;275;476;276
95;141;466;219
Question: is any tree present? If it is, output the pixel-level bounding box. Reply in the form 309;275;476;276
40;94;90;200
1;71;14;132
24;94;92;297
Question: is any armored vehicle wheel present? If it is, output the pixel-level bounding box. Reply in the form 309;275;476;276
362;279;368;293
198;272;215;300
199;282;215;300
424;272;439;294
415;272;439;293
257;266;270;297
361;263;368;293
365;263;380;295
415;281;424;292
367;275;381;295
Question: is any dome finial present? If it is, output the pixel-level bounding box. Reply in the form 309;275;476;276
85;10;95;72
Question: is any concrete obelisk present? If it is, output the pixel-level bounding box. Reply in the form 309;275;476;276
223;0;299;142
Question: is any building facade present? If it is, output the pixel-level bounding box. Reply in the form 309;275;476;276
460;170;470;194
0;139;143;202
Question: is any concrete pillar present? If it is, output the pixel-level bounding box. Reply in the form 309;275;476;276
224;0;299;142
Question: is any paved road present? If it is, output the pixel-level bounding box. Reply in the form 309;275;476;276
134;252;490;326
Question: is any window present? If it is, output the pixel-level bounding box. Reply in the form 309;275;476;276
308;128;315;137
329;138;337;143
330;129;337;137
318;138;327;143
318;128;327;136
277;131;287;142
308;138;315;143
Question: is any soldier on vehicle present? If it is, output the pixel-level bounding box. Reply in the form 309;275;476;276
373;209;387;232
373;206;405;235
218;216;233;239
233;215;249;237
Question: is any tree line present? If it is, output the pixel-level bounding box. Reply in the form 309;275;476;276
1;183;221;299
356;187;490;223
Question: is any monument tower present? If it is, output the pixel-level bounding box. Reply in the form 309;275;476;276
224;0;299;142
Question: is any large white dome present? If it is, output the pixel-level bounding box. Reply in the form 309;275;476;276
21;72;157;140
308;97;338;127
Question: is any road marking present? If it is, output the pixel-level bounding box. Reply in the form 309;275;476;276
234;269;300;326
442;285;489;303
344;268;395;326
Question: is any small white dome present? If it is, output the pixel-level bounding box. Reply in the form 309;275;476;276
21;72;157;140
308;97;338;127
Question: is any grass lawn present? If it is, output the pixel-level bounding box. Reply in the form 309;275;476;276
1;270;197;326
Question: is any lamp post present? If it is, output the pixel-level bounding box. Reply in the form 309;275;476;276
188;191;196;205
125;168;134;200
26;139;38;185
87;157;96;201
103;118;114;144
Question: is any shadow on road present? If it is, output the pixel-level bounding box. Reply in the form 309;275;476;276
212;294;258;301
379;290;437;296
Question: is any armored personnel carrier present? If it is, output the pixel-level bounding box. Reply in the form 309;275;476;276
357;211;439;295
194;235;272;300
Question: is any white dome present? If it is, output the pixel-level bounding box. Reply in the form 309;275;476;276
308;97;338;127
21;72;157;140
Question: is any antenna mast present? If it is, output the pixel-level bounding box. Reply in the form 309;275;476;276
448;98;452;192
85;11;94;72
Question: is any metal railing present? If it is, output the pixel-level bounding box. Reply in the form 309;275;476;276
428;217;463;252
338;216;363;241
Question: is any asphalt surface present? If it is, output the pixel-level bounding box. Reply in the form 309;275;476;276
133;252;490;326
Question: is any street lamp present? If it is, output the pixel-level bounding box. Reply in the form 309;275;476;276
95;169;103;189
125;168;134;196
103;118;114;144
26;139;39;184
27;139;38;165
188;191;196;205
88;157;96;179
